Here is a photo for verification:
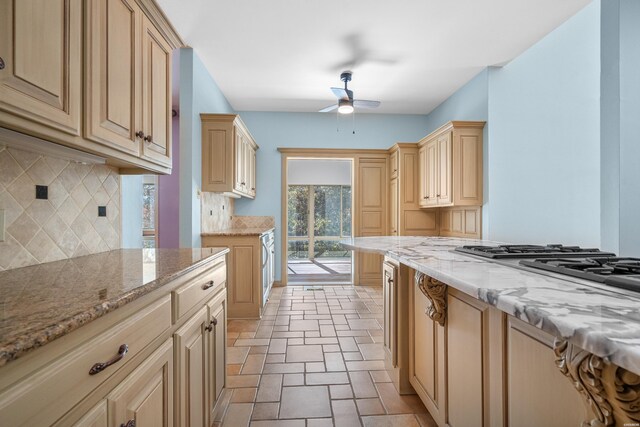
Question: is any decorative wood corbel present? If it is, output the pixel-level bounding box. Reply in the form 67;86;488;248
415;271;447;326
553;339;640;426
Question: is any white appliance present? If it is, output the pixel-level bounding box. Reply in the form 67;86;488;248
261;230;275;306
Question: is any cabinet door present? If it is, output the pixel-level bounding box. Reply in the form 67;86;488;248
141;16;172;167
248;145;257;197
382;261;397;366
234;130;245;193
437;132;452;206
447;292;487;427
506;318;589;427
356;158;387;285
425;141;439;207
390;178;398;235
207;294;227;418
72;400;107;427
390;150;399;179
411;280;446;426
174;307;208;427
0;0;81;135
242;138;251;196
418;146;428;207
108;339;173;427
85;0;141;155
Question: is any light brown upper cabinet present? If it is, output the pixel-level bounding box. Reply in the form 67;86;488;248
418;121;485;208
201;114;259;199
0;0;82;136
0;0;181;174
389;143;439;236
86;0;172;167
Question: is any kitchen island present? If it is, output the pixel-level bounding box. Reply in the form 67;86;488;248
342;236;640;427
0;248;229;426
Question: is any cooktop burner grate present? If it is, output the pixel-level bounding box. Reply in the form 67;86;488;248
454;244;616;259
520;257;640;292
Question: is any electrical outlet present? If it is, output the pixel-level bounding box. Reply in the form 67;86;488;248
0;209;5;242
98;206;107;217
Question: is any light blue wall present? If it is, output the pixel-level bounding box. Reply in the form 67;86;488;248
600;0;620;253
235;112;430;281
422;69;490;236
121;175;143;248
618;0;640;256
486;1;601;246
178;48;235;248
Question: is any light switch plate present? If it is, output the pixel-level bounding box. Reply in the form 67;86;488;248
0;209;5;242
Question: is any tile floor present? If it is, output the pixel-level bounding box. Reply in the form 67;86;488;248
216;285;437;427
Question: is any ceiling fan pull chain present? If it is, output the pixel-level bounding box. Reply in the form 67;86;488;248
352;110;356;134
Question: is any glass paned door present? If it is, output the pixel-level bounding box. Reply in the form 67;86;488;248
287;185;352;284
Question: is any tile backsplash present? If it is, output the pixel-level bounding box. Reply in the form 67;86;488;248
0;145;120;271
231;215;275;229
200;192;275;233
201;192;234;232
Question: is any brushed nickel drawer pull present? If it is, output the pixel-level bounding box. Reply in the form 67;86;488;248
89;344;128;375
202;280;215;290
120;420;135;427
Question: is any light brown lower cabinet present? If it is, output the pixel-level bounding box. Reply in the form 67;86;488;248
407;272;593;427
0;253;228;427
108;338;174;427
202;231;274;319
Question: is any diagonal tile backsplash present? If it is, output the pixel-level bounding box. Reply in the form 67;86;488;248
0;145;121;271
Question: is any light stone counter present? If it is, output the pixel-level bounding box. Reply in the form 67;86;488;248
341;236;640;375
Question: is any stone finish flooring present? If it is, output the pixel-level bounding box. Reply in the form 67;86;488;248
216;285;437;427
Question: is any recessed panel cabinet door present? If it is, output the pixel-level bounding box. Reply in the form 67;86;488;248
174;307;208;427
390;178;398;235
234;131;245;193
107;339;174;427
85;0;141;155
141;16;172;166
437;132;453;206
0;0;81;135
207;295;227;420
425;141;439;206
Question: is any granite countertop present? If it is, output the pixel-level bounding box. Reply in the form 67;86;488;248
202;227;275;237
0;248;228;367
341;236;640;375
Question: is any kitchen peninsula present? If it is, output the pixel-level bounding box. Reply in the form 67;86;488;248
0;248;229;426
342;236;640;427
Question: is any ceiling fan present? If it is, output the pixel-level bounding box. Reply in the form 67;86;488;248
319;71;381;114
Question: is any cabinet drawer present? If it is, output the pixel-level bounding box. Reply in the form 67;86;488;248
172;259;227;323
0;296;171;426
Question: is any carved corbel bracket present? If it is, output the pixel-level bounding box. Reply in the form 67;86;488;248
415;271;447;326
553;339;640;426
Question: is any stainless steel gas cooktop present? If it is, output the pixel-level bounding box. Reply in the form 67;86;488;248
454;244;639;293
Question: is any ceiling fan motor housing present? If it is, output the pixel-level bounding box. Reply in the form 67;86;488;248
340;71;353;83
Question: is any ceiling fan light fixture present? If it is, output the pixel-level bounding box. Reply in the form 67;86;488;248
338;99;354;114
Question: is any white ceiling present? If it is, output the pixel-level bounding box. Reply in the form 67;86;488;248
157;0;591;115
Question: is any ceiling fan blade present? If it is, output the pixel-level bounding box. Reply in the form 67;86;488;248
331;87;348;99
353;100;381;109
319;104;338;113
